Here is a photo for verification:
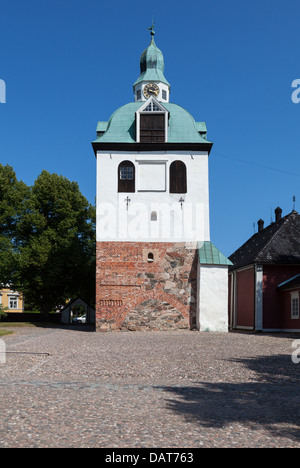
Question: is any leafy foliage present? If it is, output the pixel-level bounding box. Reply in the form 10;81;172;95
0;164;29;284
0;165;96;314
0;304;8;321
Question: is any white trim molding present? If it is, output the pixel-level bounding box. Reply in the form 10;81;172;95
291;291;299;319
255;265;263;331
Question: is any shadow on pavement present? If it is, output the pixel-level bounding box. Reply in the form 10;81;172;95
158;354;300;442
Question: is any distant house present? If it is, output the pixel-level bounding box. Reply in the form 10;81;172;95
0;286;24;313
229;208;300;332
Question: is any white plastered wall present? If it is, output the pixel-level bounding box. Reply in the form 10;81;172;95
96;150;210;243
197;264;229;332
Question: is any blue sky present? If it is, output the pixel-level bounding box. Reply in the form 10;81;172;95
1;0;300;256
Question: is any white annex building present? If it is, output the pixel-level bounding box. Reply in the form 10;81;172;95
92;27;232;332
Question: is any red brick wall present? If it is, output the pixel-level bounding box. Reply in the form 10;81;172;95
96;241;198;331
263;265;300;329
236;267;255;328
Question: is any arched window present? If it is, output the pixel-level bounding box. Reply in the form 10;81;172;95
151;211;157;221
147;253;154;263
169;161;187;194
118;161;135;193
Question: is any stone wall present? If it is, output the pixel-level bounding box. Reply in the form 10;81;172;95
122;299;188;331
96;242;198;331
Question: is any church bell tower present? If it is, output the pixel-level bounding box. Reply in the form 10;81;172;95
92;27;231;332
133;25;170;104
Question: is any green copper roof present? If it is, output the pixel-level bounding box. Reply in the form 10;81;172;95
93;101;212;144
96;121;108;137
133;35;170;87
198;241;233;266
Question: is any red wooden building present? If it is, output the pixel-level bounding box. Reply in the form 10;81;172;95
229;209;300;332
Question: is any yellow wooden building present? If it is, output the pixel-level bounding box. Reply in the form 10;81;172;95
0;287;24;313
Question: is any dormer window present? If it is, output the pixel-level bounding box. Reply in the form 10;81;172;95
140;114;165;143
142;101;161;112
136;97;169;143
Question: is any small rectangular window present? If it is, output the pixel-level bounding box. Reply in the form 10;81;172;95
291;293;299;319
120;167;133;180
9;296;18;309
137;90;141;100
126;167;133;180
120;167;127;180
162;90;167;100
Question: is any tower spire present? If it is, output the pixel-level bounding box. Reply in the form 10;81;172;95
148;20;155;40
133;24;170;102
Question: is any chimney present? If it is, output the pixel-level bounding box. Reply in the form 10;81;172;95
275;207;282;222
257;219;264;232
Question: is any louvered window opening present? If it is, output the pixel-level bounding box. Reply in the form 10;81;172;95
140;114;165;143
170;161;187;194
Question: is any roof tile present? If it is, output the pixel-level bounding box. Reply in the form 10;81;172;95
229;211;300;269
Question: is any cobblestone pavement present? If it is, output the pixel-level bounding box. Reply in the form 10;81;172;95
0;325;300;448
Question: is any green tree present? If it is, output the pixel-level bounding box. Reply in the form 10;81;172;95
15;170;96;316
0;304;8;321
0;164;29;284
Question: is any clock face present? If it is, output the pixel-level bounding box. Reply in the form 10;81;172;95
143;83;159;98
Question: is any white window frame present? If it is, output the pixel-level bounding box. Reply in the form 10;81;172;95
291;292;299;319
8;294;18;310
120;166;134;180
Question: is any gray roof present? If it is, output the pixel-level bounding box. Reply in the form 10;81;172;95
229;211;300;270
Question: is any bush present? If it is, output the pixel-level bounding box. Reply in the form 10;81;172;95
72;305;86;317
0;305;8;321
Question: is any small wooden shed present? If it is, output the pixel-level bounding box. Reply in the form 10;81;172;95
61;297;95;325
